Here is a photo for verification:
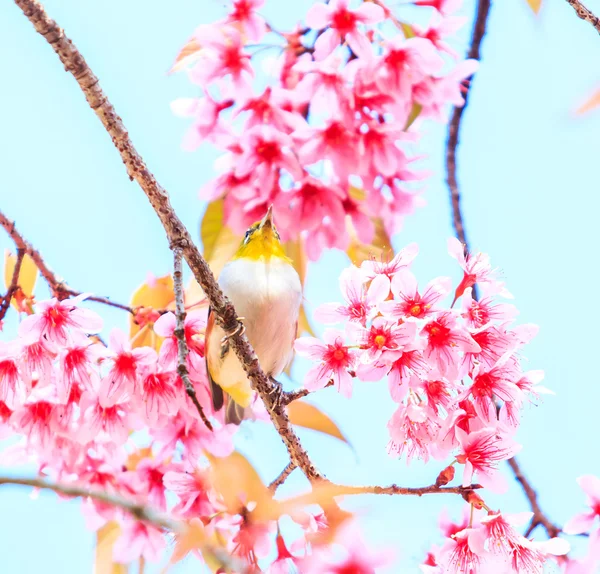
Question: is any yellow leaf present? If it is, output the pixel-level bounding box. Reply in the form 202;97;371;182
94;522;128;574
575;88;600;115
125;447;154;471
4;250;38;310
525;0;542;14
200;200;243;279
129;275;174;350
206;451;274;518
346;215;392;266
400;22;416;38
168;36;203;74
287;401;350;446
404;102;422;131
170;519;206;565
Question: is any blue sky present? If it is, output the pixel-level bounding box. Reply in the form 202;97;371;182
1;0;600;572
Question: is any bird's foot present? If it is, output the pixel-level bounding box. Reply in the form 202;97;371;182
268;377;285;410
220;317;246;348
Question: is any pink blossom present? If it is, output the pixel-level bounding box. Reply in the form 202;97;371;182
414;0;463;14
223;0;266;42
421;312;480;378
455;427;521;488
564;475;600;536
78;390;129;446
18;294;103;346
235;125;303;191
388;403;439;463
154;310;206;373
189;25;253;92
306;0;384;60
99;329;156;408
0;342;27;409
113;518;165;564
295;329;358;398
359;122;411;177
353;317;418;364
380;269;450;321
163;464;214;517
461;287;518;329
57;337;102;403
315;266;388;325
439;528;482;574
235;87;307;132
303;214;350;261
361;243;419;291
136;367;180;427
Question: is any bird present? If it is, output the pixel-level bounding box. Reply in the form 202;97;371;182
205;206;302;425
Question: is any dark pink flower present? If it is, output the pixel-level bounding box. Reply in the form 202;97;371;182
353;317;418;364
0;342;27;409
113;518;165;564
18;294;102;346
295;329;358;397
163;464;214;517
564;475;600;536
137;367;180;427
306;0;384;60
224;0;266;42
79;390;129;446
387;403;439;463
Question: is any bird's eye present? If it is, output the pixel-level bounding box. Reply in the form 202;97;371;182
244;229;252;244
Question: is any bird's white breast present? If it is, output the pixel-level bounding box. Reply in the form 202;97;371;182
213;257;302;385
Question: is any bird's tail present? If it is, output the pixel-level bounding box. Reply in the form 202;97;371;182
225;399;247;425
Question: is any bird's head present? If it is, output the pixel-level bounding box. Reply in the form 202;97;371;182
233;206;290;262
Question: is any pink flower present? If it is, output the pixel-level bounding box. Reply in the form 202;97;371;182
170;95;233;150
163;464;213;517
0;342;27;409
361;243;419;291
353;317;418;364
99;329;156;408
154;310;206;374
189;25;253;92
224;0;266;42
303;214;350;261
455;427;521;488
421;312;480;378
295;329;358;398
306;0;384;60
235;125;303;191
387;403;439;462
359;122;410;177
414;0;463;15
448;238;511;306
136;367;180;427
564;475;600;536
439;528;481;574
18;294;103;346
380;269;450;321
113;519;165;564
235;87;307;133
79;390;129;446
57;337;102;403
461;287;518;329
316;266;388;325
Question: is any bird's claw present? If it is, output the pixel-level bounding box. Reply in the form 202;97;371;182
268;377;285;410
220;317;246;347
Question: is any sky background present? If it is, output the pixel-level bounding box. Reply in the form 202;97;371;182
1;0;600;572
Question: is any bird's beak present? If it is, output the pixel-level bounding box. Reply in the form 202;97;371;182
260;205;274;230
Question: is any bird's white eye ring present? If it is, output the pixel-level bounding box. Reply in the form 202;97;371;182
244;229;252;244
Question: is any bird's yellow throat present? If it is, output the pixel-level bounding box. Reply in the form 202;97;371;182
232;207;291;263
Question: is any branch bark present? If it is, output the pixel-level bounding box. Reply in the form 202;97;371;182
13;0;323;484
0;247;25;321
445;0;491;250
269;462;297;493
173;247;213;431
565;0;600;35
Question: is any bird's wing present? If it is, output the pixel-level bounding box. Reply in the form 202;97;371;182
205;306;224;412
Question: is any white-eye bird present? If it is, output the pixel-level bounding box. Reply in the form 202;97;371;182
205;206;302;424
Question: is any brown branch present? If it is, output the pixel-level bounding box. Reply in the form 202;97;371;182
14;0;324;484
507;457;561;539
565;0;600;35
0;475;244;571
327;483;482;497
0;210;135;314
445;0;491;250
0;248;25;321
282;380;334;405
269;462;297;493
173;247;212;431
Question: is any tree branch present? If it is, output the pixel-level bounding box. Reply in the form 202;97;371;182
0;210;135;314
14;0;324;484
269;462;297;493
282;381;334;405
0;475;244;571
326;483;482;497
0;248;25;321
173;247;213;431
445;0;491;251
565;0;600;36
507;457;561;539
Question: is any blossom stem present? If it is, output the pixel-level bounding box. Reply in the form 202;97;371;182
13;0;324;484
564;0;600;35
173;247;213;431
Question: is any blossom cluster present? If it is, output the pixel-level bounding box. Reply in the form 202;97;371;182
295;237;572;571
172;0;476;259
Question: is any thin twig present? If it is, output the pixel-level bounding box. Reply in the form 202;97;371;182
565;0;600;36
0;475;245;571
507;457;561;539
0;248;25;321
14;0;324;484
0;210;135;314
173;247;212;431
282;380;334;405
269;462;297;493
326;483;483;497
445;0;491;250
